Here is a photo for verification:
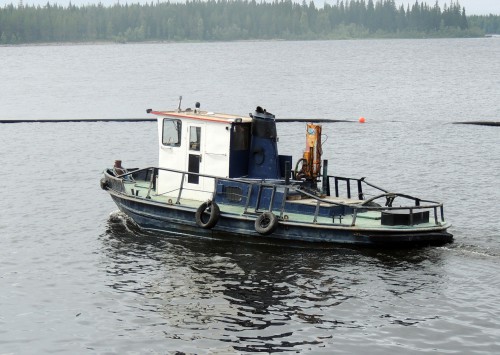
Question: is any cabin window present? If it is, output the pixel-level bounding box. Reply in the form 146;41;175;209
189;126;201;151
231;123;250;151
162;119;182;147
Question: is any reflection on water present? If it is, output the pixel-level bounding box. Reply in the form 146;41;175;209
99;212;453;353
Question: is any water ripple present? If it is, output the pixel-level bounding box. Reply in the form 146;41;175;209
92;212;500;353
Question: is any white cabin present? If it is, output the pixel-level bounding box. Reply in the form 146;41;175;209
152;109;253;201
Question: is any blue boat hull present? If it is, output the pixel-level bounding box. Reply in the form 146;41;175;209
110;192;453;247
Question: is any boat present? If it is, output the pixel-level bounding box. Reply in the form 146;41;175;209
100;101;453;246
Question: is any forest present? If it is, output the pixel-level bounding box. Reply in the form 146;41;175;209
0;0;498;44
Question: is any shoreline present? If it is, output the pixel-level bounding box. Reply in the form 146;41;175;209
0;35;495;47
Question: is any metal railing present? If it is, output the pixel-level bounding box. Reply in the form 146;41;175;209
104;167;447;227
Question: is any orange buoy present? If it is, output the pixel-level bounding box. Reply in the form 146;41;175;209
359;117;366;123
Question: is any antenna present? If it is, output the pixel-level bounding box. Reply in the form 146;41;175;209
177;96;182;112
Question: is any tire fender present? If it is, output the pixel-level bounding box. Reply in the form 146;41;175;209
254;212;279;235
100;178;109;190
195;201;220;229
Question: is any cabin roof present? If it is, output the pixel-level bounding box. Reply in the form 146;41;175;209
149;109;253;124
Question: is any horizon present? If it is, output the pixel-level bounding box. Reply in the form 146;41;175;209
1;0;500;15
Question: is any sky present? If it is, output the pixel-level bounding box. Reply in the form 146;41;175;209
2;0;500;15
394;0;500;15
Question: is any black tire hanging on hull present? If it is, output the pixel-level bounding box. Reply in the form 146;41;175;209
195;201;220;229
100;178;109;190
255;212;279;235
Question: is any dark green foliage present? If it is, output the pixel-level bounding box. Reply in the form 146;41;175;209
468;14;500;34
0;0;491;45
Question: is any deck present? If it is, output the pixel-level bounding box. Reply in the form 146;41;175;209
122;179;443;231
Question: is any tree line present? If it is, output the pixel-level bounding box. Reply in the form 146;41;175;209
0;0;495;44
468;14;500;34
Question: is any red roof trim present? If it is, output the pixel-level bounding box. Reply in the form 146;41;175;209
149;110;233;124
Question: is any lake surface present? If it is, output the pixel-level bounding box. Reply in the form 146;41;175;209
1;39;499;354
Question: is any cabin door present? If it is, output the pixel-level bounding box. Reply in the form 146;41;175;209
186;124;205;191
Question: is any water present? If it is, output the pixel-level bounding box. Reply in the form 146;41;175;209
1;39;500;354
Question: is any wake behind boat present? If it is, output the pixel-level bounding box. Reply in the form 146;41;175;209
100;102;452;246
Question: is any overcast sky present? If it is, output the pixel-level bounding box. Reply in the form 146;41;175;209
2;0;500;15
394;0;500;15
